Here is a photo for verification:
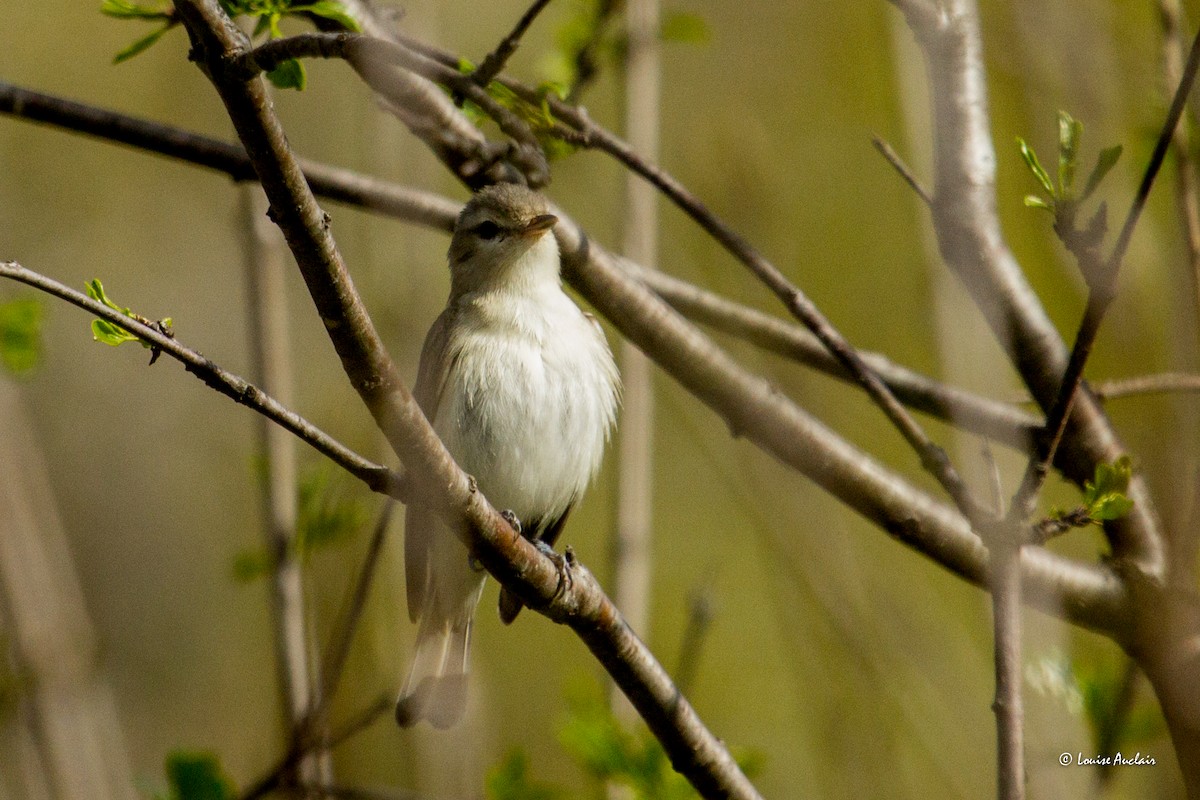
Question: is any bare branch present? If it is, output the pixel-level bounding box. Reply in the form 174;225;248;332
470;0;555;88
241;184;323;786
0;80;461;228
872;133;933;206
1161;0;1200;330
610;0;661;727
989;540;1026;800
1093;372;1200;400
0;260;405;499
310;501;395;725
636;262;1040;448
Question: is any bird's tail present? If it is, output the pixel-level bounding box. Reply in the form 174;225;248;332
395;613;473;729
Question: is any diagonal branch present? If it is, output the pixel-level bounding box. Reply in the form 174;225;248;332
470;0;555;88
0;260;405;499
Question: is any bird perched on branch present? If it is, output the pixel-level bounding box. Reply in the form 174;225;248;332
396;183;620;729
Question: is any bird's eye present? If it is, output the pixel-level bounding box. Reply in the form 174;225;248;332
474;221;502;240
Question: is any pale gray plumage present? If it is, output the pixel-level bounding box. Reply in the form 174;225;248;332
396;183;620;729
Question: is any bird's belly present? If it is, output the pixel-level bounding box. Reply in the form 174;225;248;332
437;331;611;524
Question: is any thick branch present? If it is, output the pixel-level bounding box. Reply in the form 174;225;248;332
899;0;1165;573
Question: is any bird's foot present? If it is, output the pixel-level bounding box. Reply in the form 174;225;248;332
535;539;574;600
500;509;523;537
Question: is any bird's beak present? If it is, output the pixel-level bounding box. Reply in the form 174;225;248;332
519;213;558;238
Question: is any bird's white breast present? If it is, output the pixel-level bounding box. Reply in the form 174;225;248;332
436;282;619;526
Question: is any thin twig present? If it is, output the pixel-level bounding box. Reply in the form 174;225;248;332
1161;0;1200;330
0;261;406;500
674;586;716;698
0;80;461;229
470;0;555;88
238;696;393;800
308;501;395;725
1093;372;1200;400
872;134;933;206
1008;22;1200;524
242;184;322;788
610;0;660;728
234;32;550;187
565;0;620;102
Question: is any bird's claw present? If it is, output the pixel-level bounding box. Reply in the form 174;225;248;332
500;509;522;537
535;539;573;600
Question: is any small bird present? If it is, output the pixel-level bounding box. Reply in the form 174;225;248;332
396;183;621;729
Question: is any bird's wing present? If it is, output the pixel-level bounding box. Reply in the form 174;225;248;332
405;307;457;622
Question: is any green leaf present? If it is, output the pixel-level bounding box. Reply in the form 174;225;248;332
1081;456;1134;524
163;751;235;800
113;23;172;63
267;58;307;90
100;0;172;20
1017;137;1055;197
0;297;43;375
290;0;361;31
486;750;564;800
1057;110;1082;198
1082;144;1123;201
231;548;272;583
294;466;368;555
1024;194;1054;212
660;11;710;44
85;279;141;347
1090;494;1134;521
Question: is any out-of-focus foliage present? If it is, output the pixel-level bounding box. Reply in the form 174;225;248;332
233;464;369;581
486;750;565;800
0;296;42;375
154;751;237;800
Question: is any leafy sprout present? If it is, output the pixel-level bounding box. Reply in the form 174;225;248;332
1018;110;1122;216
85;279;173;364
101;0;360;89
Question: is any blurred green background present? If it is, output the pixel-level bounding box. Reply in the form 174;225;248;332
2;0;1198;797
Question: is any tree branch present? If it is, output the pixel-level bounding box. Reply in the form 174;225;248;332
470;0;555;88
896;0;1165;576
0;260;405;499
